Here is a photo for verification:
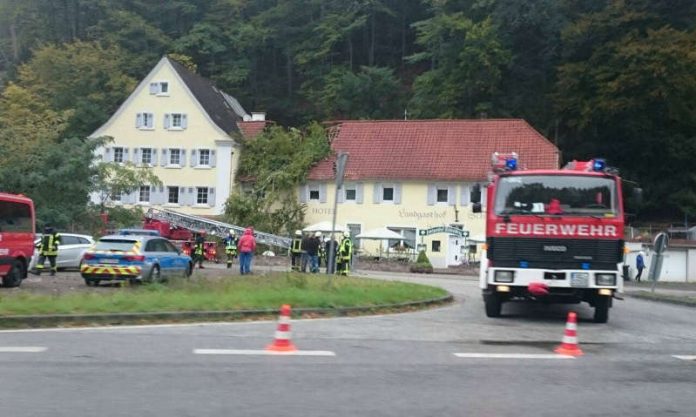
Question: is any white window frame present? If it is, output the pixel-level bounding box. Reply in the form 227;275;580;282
309;187;321;201
171;113;183;129
150;81;169;96
141;148;152;166
198;149;211;166
436;187;449;204
196;187;209;205
382;186;395;202
113;147;124;164
169;148;181;166
167;186;180;205
344;186;357;202
138;186;151;204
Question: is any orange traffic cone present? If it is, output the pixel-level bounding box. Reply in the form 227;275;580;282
266;304;298;353
554;311;584;356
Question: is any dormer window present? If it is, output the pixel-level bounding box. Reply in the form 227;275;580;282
149;81;169;96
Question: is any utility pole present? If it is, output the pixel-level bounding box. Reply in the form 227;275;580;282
328;152;348;286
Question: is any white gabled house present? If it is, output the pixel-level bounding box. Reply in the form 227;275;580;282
90;56;267;215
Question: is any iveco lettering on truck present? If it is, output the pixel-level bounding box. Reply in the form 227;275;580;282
473;153;636;323
0;192;36;288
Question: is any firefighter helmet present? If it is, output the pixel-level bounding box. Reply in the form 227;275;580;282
295;230;302;236
343;231;350;237
229;229;235;236
315;231;322;237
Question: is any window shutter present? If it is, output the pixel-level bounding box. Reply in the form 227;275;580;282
181;114;188;129
103;148;112;162
299;185;308;203
147;113;154;129
210;150;217;167
123;148;130;162
164;113;171;129
394;183;402;205
178;187;185;204
151;186;164;205
136;113;143;128
180;149;186;166
356;183;364;204
208;187;215;207
319;183;327;203
160;149;168;167
427;184;436;206
149;82;159;94
133;148;141;166
480;184;487;209
461;185;470;206
185;187;195;206
373;183;381;203
152;149;158;166
190;150;198;167
448;185;456;206
126;191;137;204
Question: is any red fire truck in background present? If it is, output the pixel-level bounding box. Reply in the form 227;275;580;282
0;193;35;288
474;153;633;323
143;218;219;262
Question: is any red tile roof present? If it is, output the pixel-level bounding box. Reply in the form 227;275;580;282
308;119;559;181
237;121;268;139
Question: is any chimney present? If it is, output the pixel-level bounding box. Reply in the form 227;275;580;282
251;112;266;121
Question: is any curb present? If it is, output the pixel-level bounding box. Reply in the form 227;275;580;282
625;291;696;308
0;294;455;329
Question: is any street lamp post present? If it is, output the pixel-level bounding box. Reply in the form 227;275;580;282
327;152;348;286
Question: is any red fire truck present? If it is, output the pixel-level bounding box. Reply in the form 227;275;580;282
143;218;219;262
474;153;630;323
0;193;35;288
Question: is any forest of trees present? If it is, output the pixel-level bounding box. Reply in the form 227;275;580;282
1;0;696;225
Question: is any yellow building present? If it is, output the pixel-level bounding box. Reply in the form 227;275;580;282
302;120;559;268
90;56;266;215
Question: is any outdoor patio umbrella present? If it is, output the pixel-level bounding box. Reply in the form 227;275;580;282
356;227;404;258
302;221;348;234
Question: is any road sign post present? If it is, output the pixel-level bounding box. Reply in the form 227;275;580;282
649;232;668;293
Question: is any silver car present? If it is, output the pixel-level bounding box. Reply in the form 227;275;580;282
30;233;95;271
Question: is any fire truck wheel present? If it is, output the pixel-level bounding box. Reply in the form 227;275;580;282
484;294;502;318
593;296;610;323
2;260;23;288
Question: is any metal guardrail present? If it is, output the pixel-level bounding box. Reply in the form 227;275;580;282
145;208;292;249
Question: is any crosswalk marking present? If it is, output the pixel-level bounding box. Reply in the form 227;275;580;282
194;349;335;356
454;353;576;359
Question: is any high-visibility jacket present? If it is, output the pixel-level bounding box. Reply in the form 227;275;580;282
39;233;60;256
194;238;205;256
224;236;237;254
291;238;302;254
338;237;352;261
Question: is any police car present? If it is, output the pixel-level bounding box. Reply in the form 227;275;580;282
80;235;192;286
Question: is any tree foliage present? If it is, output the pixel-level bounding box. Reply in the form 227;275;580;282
1;0;696;220
224;123;330;234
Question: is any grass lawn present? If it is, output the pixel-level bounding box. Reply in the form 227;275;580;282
0;273;448;316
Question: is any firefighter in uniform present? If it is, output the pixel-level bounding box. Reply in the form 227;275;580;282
317;232;326;269
193;231;206;269
290;230;303;271
36;226;61;276
336;231;353;276
223;230;238;269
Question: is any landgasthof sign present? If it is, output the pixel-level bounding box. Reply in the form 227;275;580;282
493;222;619;238
419;226;469;237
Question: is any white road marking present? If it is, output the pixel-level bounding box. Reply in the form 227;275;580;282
454;353;576;359
672;355;696;361
0;346;47;353
194;349;336;356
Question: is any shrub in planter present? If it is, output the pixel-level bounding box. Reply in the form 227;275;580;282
410;250;433;273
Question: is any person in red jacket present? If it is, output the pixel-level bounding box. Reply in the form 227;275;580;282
237;227;256;275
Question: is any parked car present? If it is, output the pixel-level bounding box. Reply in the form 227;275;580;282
29;233;95;271
80;235;192;286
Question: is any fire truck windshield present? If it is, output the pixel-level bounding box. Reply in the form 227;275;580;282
494;175;618;217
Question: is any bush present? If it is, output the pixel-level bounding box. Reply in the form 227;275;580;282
410;262;433;274
410;250;433;274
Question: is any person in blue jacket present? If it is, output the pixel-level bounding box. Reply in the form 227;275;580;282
635;251;645;282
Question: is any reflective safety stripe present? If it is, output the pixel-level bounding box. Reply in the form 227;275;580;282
80;264;141;275
274;331;291;340
561;336;578;344
566;322;577;331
